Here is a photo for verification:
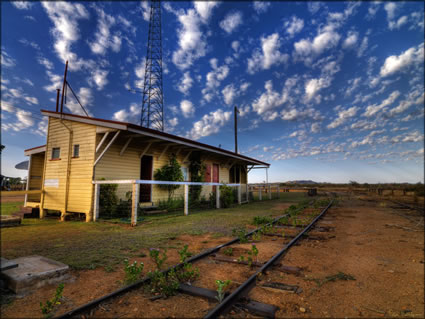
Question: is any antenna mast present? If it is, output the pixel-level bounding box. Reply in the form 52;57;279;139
141;0;164;131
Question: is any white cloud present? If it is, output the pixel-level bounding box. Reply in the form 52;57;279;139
311;122;320;133
222;84;236;106
90;69;109;91
37;57;54;70
188;109;231;140
42;2;92;71
1;49;16;68
43;71;62;92
252;80;285;116
342;31;358;48
253;2;271;14
202;59;229;102
177;72;193;95
384;3;397;20
180;100;195;118
294;28;341;57
389;15;408;30
284;16;304;37
194;2;219;22
89;8;121;55
363;90;401;117
357;36;368;57
219;11;243;34
389;90;424;117
140;1;150;22
345;77;361;97
12;1;32;9
350;136;373;148
380;43;424;77
327;106;359;129
247;33;289;74
65;87;93;116
112;103;141;123
24;96;38;105
172;9;207;70
18;38;40;50
304;77;331;102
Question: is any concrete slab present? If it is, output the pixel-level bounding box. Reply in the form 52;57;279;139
0;215;21;228
0;257;18;271
1;256;70;295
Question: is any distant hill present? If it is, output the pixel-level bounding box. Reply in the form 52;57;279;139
285;180;318;185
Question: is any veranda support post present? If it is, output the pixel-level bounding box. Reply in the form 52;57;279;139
184;184;189;216
131;183;139;226
93;183;100;221
216;186;220;209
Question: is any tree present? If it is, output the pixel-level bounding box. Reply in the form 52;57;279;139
154;154;184;200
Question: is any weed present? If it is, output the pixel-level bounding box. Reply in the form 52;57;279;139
252;216;274;226
305;272;355;287
232;227;248;243
123;259;144;285
40;283;64;317
178;244;193;263
237;255;245;263
201;240;209;244
148;269;179;297
281;229;285;238
222;247;233;256
176;262;200;283
149;248;167;270
104;265;115;273
215;280;231;303
252;231;262;241
247;244;259;267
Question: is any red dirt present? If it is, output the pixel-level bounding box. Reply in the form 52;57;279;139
1;196;423;318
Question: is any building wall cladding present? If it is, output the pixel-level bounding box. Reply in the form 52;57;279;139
27;152;45;202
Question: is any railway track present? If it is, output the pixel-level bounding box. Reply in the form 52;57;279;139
388;200;424;214
57;199;334;319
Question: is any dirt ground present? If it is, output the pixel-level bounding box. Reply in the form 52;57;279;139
1;195;423;318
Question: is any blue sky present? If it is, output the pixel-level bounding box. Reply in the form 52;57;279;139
1;1;424;183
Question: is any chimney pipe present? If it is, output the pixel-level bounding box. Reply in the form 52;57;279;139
234;106;239;154
60;60;69;114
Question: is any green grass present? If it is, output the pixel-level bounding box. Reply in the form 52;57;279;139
1;202;23;216
1;194;306;270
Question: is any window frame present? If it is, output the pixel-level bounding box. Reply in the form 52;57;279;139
73;144;80;158
51;147;61;160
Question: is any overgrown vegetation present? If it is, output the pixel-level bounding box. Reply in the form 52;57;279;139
222;247;233;256
232;227;248;243
305;272;356;287
123;259;144;285
220;185;234;208
215;280;231;303
247;244;259;267
188;152;205;205
99;181;118;218
154;154;184;200
252;215;274;226
39;283;64;318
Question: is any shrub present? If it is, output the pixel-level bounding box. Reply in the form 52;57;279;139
176;262;199;283
247;244;259;268
220;185;234;208
154;154;184;200
215;280;231;303
252;215;273;226
178;244;193;263
99;181;118;218
222;247;233;256
40;283;64;317
148;269;179;297
232;227;248;243
157;197;184;212
149;248;167;270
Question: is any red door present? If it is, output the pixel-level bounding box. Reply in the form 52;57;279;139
140;155;153;202
212;164;219;193
204;164;212;182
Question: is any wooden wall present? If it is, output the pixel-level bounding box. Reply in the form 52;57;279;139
27;152;44;202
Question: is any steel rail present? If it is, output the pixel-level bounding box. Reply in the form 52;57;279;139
55;212;292;319
389;200;424;214
204;200;333;319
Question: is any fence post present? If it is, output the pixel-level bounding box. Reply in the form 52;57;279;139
259;187;262;201
238;185;242;204
268;184;272;200
184;184;189;216
216;185;220;209
131;183;139;226
93;183;100;222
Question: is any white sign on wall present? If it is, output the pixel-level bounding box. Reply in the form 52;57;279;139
44;179;59;188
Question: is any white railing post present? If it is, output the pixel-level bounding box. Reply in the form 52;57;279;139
259;187;262;201
268;184;272;200
184;184;189;215
238;185;242;204
93;183;100;221
131;183;139;226
216;186;220;209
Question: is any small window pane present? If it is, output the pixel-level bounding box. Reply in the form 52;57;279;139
73;144;80;157
52;148;60;159
181;167;188;181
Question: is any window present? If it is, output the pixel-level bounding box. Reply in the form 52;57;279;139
181;167;189;181
52;147;60;159
73;144;80;157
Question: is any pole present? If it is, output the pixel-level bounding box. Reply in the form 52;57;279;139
56;89;60;112
234;106;238;154
60;60;68;114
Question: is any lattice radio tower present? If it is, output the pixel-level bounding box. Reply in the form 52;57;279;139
141;0;164;131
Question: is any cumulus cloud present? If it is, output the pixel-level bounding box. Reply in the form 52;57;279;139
89;8;121;55
177;72;193;95
247;33;289;74
342;31;358;48
65;87;93;116
1;49;16;68
89;69;109;91
194;2;219;22
380;43;424;77
363;90;401;117
284;16;304;37
1;101;35;132
12;1;33;10
172;9;207;70
294;27;341;57
202;59;229;102
37;57;54;70
180;100;195;118
327;106;359;129
42;2;92;71
112;103;141;123
252;80;285;116
219;11;243;34
253;2;271;14
188;109;231;140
